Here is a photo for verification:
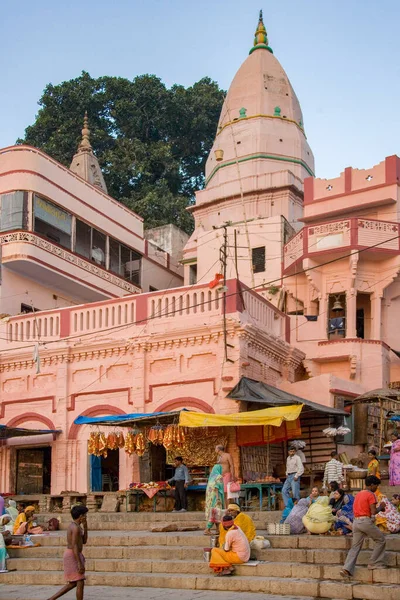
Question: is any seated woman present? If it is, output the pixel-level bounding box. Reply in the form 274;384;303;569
210;514;250;576
204;464;225;535
284;488;319;534
302;497;335;534
5;500;18;533
0;515;11;573
219;504;256;545
13;506;44;535
330;489;354;535
374;491;400;533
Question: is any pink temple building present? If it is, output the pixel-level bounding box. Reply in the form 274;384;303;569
1;13;399;497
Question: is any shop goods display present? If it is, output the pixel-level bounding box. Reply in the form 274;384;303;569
88;430;126;457
322;426;351;437
166;428;228;467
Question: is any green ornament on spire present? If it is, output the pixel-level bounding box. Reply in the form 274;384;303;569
249;9;273;55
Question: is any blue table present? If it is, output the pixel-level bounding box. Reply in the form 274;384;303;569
240;482;283;511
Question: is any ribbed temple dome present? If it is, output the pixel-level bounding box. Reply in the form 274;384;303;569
205;12;314;192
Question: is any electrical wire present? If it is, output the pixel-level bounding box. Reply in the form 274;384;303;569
1;232;400;351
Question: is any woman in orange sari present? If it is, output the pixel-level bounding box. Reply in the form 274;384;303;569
13;506;43;535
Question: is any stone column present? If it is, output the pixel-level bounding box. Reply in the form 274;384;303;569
371;293;382;340
346;291;357;338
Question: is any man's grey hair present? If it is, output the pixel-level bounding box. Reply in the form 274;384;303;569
216;445;225;451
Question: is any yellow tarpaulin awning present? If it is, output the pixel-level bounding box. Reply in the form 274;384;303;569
179;405;303;428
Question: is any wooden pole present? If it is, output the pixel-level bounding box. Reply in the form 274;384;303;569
379;399;384;455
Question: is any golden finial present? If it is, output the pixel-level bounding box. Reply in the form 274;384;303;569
249;9;273;55
78;111;92;152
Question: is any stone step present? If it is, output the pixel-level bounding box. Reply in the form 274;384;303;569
40;511;279;522
0;569;398;599
5;556;400;585
27;531;400;553
38;511;280;529
10;554;400;583
0;585;318;600
7;544;400;567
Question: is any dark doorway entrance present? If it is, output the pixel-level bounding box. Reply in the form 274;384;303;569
16;447;51;494
100;449;119;491
139;445;174;483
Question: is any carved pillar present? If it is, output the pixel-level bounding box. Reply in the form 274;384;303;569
346;291;357;338
371;293;382;340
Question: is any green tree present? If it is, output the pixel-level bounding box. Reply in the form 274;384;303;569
18;71;225;234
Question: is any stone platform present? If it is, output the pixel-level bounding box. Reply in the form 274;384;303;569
1;511;399;599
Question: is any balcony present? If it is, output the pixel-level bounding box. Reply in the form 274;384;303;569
1;279;289;349
0;230;140;302
283;217;400;272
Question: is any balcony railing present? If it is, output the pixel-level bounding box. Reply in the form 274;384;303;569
0;230;141;295
284;217;400;271
2;279;289;347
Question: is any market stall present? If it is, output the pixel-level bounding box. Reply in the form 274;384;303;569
179;404;302;511
226;377;348;495
74;410;232;511
352;388;400;453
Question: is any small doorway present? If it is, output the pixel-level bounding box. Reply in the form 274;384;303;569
356;293;371;339
90;450;119;492
16;447;52;494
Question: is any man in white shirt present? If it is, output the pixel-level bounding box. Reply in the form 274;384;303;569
282;447;304;507
322;451;344;489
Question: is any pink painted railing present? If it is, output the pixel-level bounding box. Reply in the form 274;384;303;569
283;217;400;271
3;280;288;347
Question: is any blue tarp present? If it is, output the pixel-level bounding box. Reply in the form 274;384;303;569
73;410;183;426
389;416;400;421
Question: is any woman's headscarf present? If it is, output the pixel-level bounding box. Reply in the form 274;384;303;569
24;506;35;514
0;515;10;529
331;489;346;512
5;500;18;522
306;496;334;523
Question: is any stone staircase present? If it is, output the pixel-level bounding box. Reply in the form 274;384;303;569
1;511;399;599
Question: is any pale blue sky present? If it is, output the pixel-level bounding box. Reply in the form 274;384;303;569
1;0;400;178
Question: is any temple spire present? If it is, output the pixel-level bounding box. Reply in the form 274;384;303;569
69;112;108;193
78;111;92;152
249;9;273;55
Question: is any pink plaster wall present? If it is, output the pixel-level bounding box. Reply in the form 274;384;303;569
0;279;299;494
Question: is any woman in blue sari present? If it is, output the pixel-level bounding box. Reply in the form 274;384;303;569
204;464;225;534
333;491;354;535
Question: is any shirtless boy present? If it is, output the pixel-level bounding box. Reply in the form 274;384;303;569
48;504;88;600
216;445;235;507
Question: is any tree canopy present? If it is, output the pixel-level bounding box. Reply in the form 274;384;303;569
18;71;225;234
